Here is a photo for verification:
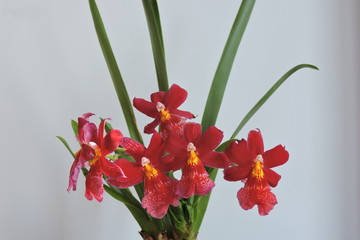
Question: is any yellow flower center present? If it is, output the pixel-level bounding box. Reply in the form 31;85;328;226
160;109;171;122
144;164;159;179
141;157;158;179
89;147;101;166
187;143;199;165
156;102;171;122
187;151;200;165
251;155;264;179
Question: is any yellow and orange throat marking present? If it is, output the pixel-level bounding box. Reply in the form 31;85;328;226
90;148;102;166
187;151;200;165
251;155;265;179
160;109;171;122
156;102;171;122
141;157;158;179
187;142;199;165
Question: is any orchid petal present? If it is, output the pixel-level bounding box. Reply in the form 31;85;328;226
122;137;146;162
171;109;195;119
225;140;252;167
98;118;111;145
223;165;251;181
150;91;166;104
133;98;158;118
100;157;125;178
145;132;164;162
78;122;97;144
264;168;281;187
107;159;144;188
102;129;123;155
165;131;187;158
144;118;160;134
85;162;104;202
201;151;230;168
177;161;215;198
255;189;278;216
197;126;223;155
248;129;264;156
183;122;202;143
142;172;179;219
263;145;289;168
237;187;278;216
164;84;188;110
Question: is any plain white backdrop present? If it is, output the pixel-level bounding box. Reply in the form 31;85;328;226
1;0;359;239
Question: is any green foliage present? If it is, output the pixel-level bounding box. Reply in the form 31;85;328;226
231;64;319;138
88;0;143;144
201;0;257;131
142;0;169;92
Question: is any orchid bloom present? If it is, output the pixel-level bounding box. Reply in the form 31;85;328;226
67;113;124;202
223;129;289;215
67;113;97;192
166;122;230;198
133;84;195;138
108;132;179;219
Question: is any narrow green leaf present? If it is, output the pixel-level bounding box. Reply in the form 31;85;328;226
142;0;169;91
231;64;319;139
201;0;256;130
194;0;256;234
88;0;143;143
56;136;75;158
71;120;78;136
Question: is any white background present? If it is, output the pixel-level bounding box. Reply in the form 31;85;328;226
1;0;359;239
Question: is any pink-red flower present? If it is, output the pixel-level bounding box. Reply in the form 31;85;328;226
67;113;124;202
223;129;289;215
133;84;195;137
166;122;229;198
108;132;179;219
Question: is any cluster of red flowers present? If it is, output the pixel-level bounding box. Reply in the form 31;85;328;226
67;84;289;218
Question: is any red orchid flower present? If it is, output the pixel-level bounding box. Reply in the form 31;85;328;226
223;129;289;215
108;132;179;219
166;122;230;198
67;113;97;192
133;84;195;137
67;113;124;202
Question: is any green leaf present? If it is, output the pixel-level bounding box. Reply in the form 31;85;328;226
231;64;319;138
201;0;256;130
194;0;256;234
56;136;75;158
71;120;78;136
88;0;143;143
142;0;169;91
